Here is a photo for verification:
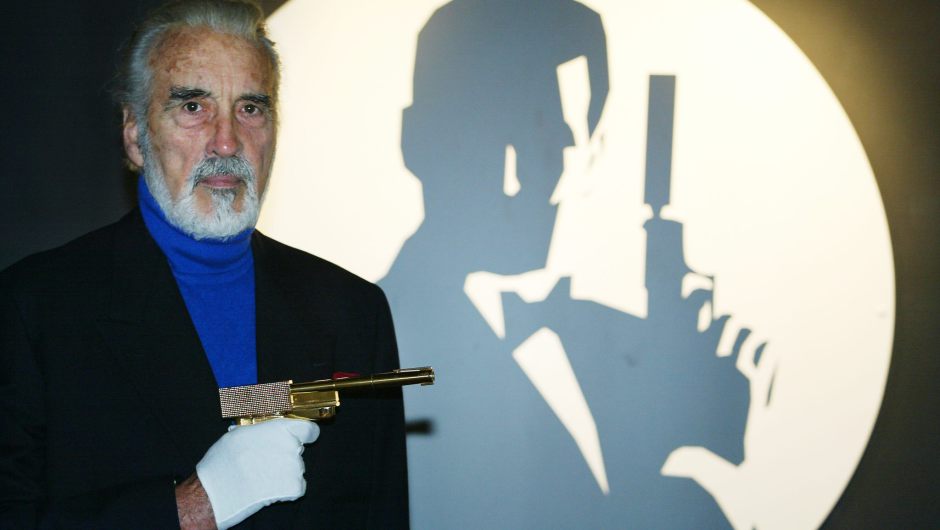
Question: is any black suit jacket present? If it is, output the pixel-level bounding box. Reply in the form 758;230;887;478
0;210;408;529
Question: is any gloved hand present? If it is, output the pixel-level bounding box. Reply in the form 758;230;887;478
195;418;320;529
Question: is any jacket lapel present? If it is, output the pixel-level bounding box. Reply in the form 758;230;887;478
253;233;335;386
95;211;226;465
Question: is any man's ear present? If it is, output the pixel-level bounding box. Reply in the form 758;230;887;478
122;107;145;169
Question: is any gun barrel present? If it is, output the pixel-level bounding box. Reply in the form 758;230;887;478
291;367;435;393
644;74;677;216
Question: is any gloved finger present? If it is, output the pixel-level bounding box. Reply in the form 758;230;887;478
278;418;320;444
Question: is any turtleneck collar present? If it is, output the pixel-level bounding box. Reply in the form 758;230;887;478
138;175;254;279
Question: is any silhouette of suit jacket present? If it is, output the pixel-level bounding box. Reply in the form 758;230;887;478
0;210;408;529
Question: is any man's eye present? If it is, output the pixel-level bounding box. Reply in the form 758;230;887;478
244;104;260;115
183;101;201;112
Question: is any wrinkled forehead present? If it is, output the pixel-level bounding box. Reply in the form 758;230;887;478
148;26;276;97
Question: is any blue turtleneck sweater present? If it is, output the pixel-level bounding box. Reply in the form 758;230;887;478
138;176;257;388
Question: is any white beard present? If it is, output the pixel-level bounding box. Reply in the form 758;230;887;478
141;132;264;241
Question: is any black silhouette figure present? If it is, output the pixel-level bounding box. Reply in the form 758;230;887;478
381;2;752;527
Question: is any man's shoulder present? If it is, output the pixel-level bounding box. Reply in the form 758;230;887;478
252;231;386;301
0;213;134;291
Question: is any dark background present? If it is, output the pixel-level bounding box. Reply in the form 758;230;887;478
1;1;936;527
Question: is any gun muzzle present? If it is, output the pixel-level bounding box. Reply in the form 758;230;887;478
219;367;434;425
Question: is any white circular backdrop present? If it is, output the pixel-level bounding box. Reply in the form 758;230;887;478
259;1;895;528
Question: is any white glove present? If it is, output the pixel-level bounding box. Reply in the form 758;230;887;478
195;418;320;529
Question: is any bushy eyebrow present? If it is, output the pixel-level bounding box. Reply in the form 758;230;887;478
162;86;273;112
241;93;272;108
168;86;211;101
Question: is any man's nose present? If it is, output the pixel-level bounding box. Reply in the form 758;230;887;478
206;113;242;158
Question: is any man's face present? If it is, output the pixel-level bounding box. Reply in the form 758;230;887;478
123;27;276;238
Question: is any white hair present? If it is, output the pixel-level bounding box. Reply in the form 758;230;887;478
116;0;279;133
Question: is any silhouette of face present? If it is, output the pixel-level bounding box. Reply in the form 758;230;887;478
402;67;574;274
400;1;612;275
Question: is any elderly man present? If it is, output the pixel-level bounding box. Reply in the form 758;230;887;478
0;1;407;528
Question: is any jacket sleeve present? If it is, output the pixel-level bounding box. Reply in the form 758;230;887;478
0;275;180;530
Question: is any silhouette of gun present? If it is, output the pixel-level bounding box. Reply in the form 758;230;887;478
643;75;715;330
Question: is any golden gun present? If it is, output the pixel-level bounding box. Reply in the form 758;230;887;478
218;367;435;426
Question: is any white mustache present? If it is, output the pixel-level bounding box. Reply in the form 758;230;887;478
190;156;255;189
